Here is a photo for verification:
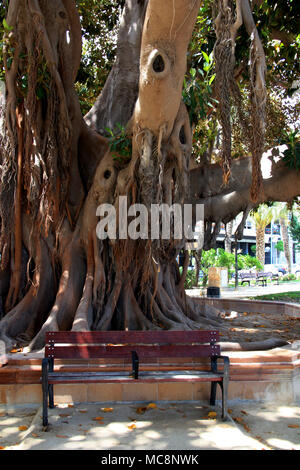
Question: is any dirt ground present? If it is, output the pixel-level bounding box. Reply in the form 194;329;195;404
218;309;300;346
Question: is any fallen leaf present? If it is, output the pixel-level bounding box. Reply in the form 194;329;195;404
92;416;104;421
147;403;157;409
128;423;136;430
233;417;244;424
79;409;87;413
288;424;300;429
18;425;28;431
67;404;74;408
135;407;147;415
207;411;217;419
101;407;114;412
56;434;68;438
241;410;248;415
243;423;251;432
31;433;39;438
59;413;70;418
227;408;233;414
0;446;5;450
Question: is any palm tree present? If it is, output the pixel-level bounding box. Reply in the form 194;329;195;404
274;203;292;274
250;205;275;269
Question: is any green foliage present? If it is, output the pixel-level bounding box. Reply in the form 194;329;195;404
182;51;217;126
0;9;6;78
214;249;235;270
75;0;123;114
0;8;13;81
105;123;132;163
281;273;297;282
275;240;284;252
183;270;197;289
277;130;300;170
238;254;263;271
252;0;300;89
250;204;275;229
290;215;300;251
195;248;262;286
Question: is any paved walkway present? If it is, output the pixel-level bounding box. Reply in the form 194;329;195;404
0;400;299;451
187;281;300;299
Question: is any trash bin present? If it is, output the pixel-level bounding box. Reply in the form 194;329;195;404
206;286;220;298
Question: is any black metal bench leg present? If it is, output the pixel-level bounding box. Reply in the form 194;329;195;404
48;358;54;408
49;385;54;409
210;382;217;406
220;379;229;421
42;358;49;427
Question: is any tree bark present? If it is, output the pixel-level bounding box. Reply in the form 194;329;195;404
255;226;265;269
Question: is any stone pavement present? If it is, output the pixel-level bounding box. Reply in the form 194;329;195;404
187;280;300;300
0;400;299;451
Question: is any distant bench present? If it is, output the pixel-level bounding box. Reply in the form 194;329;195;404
239;271;279;287
41;330;230;427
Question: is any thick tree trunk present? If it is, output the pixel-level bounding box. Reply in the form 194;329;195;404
0;0;298;355
255;226;265;269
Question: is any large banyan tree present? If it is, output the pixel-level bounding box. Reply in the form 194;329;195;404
0;0;299;352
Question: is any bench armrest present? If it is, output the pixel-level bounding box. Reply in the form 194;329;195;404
211;355;230;378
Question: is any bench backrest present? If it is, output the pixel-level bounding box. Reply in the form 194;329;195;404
257;272;273;278
239;272;256;278
45;331;220;360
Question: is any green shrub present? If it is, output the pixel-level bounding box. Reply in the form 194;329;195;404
184;270;197;289
281;273;296;282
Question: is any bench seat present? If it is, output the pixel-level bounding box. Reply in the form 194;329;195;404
46;369;224;384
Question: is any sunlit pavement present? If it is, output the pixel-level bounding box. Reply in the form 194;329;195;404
187;281;300;299
0;401;299;451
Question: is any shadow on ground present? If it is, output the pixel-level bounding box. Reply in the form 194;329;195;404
0;401;299;451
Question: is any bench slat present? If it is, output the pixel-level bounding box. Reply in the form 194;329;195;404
47;370;223;384
45;330;219;345
45;344;220;359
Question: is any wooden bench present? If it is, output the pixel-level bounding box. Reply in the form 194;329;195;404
41;331;230;427
239;271;279;287
239;272;256;286
256;272;279;286
265;272;279;285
